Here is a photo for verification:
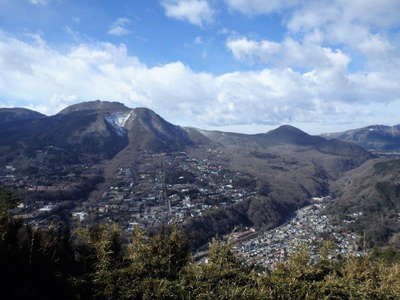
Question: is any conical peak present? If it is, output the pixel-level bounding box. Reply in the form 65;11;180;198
263;124;323;146
268;125;308;136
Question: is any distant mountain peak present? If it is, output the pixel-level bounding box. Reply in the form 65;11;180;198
58;100;130;115
269;125;308;135
263;124;323;146
322;123;400;152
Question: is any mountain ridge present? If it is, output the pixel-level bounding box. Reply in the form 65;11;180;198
0;107;45;124
323;124;400;153
58;100;131;115
0;100;376;249
0;100;373;173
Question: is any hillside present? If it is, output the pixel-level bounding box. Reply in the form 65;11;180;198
330;158;400;247
323;124;400;153
184;126;373;246
0;108;45;124
0;108;129;162
2;205;400;299
0;101;374;248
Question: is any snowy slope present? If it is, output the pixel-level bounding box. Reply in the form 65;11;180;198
105;111;134;136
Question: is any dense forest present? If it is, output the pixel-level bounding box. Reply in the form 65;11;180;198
2;186;400;299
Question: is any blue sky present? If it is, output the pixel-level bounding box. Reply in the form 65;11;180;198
0;0;286;74
0;0;400;133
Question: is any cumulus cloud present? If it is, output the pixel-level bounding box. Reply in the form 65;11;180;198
161;0;215;27
1;31;400;131
224;0;400;129
224;0;299;15
288;0;400;33
226;38;281;65
225;0;400;75
286;0;400;69
226;36;350;71
108;18;131;36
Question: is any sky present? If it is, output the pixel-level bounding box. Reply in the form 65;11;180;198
0;0;400;134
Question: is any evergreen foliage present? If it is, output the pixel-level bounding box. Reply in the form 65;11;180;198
2;189;400;299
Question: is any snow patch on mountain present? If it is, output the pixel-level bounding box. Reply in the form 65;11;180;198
105;111;134;136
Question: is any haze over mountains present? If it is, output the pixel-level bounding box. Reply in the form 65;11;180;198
1;100;399;248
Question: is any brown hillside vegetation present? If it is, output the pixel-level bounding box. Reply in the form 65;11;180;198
330;158;400;248
1;187;400;300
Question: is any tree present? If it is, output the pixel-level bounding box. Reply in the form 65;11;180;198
127;225;190;280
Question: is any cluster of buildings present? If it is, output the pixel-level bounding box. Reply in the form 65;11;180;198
0;146;99;227
0;147;93;202
1;147;256;234
2;148;369;269
234;196;365;268
71;151;256;232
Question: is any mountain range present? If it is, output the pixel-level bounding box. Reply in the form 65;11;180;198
323;124;400;153
1;100;399;248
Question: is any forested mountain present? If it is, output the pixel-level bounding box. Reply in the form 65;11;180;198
0;101;375;249
2;101;400;299
330;158;400;247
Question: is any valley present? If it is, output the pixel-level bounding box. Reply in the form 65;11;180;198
72;150;257;232
1;101;399;255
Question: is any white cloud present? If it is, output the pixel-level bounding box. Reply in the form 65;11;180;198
226;0;400;114
225;0;400;76
108;18;131;36
161;0;215;27
226;38;281;64
226;36;350;71
288;0;400;33
29;0;48;5
218;28;237;36
0;31;400;132
225;0;400;26
286;0;400;61
224;0;299;15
